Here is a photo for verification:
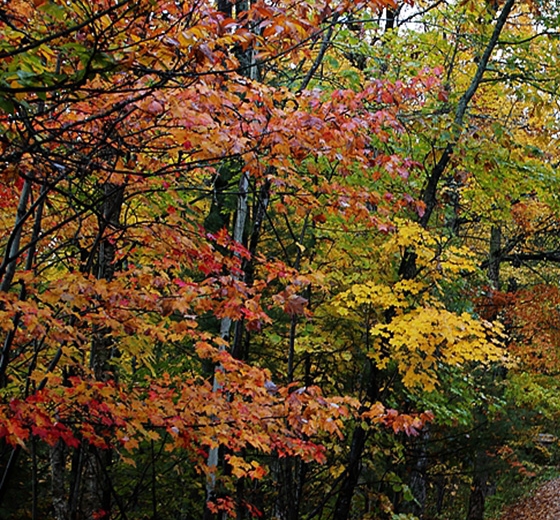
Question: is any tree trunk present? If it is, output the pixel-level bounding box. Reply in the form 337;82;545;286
466;450;489;520
205;2;258;515
79;182;124;520
333;424;367;520
51;441;69;520
334;356;379;520
400;429;430;518
488;226;501;291
206;171;250;505
465;225;502;520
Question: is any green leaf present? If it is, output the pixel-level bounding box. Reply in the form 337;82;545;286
0;96;15;114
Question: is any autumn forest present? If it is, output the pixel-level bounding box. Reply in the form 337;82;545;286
1;0;560;518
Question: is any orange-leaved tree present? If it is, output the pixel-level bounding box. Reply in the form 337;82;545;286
0;0;442;518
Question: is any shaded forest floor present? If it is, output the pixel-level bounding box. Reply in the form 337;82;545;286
498;477;560;520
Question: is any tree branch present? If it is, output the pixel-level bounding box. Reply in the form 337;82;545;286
420;0;516;228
